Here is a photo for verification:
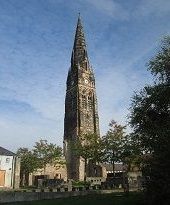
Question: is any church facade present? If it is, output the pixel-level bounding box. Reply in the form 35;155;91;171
63;16;100;180
28;17;142;189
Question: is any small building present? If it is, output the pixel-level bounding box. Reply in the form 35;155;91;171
103;163;142;189
32;163;67;183
29;157;67;187
0;146;20;189
103;163;124;177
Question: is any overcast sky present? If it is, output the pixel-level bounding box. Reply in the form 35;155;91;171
0;0;170;152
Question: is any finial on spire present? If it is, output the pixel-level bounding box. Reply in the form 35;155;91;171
77;12;81;25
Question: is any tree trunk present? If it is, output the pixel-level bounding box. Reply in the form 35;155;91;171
84;159;87;182
112;151;115;176
43;165;46;175
112;161;115;176
25;172;29;186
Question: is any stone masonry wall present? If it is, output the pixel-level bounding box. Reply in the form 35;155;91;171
0;190;115;203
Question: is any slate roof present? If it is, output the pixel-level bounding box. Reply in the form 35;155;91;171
0;146;16;156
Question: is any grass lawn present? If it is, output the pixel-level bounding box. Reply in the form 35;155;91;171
8;192;144;205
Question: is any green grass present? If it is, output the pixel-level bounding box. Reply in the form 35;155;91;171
8;192;144;205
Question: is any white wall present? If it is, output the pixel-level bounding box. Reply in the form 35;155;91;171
0;155;14;188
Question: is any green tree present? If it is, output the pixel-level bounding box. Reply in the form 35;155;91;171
102;120;142;191
17;140;64;186
149;36;170;83
73;133;103;181
33;139;63;174
17;148;39;186
102;120;127;175
129;37;170;205
120;133;143;171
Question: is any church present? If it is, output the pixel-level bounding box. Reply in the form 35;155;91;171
31;16;141;187
31;16;105;184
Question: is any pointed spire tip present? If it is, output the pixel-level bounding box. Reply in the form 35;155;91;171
78;12;81;22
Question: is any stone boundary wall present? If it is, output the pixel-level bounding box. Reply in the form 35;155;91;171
0;190;117;204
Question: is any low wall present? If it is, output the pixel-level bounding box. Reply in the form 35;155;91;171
0;190;117;204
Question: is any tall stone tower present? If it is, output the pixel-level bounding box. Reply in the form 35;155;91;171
64;16;100;180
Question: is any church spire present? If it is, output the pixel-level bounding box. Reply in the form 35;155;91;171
71;15;89;68
64;16;100;180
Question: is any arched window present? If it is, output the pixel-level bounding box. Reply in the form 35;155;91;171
85;61;88;70
88;96;92;109
82;95;87;109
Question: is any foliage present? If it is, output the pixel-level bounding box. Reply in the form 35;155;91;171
73;133;103;181
102;120;142;189
33;139;63;172
120;133;143;170
130;85;170;152
17;148;39;175
102;120;127;172
17;148;39;186
74;133;104;162
17;139;64;186
72;180;90;187
148;36;170;83
129;36;170;205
